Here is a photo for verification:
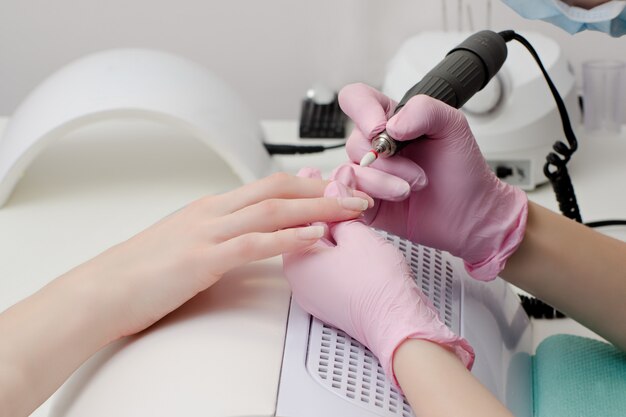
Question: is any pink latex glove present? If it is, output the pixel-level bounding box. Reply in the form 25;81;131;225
283;173;474;386
338;83;528;281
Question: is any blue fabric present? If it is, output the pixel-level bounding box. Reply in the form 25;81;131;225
533;334;626;417
501;0;626;37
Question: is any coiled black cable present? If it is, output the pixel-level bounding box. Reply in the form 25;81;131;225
501;30;580;318
499;30;582;223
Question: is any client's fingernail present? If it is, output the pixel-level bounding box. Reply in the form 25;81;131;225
339;197;369;211
297;225;325;240
353;191;375;208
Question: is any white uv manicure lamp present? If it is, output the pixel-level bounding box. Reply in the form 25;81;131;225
0;49;276;207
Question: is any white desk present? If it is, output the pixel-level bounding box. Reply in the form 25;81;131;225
0;118;624;416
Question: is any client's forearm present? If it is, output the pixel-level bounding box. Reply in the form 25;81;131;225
0;265;117;417
502;201;626;349
393;339;513;417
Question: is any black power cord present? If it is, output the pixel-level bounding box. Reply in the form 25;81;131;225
585;220;626;228
500;30;576;319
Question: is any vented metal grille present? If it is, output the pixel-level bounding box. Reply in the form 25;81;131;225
309;321;413;417
306;233;460;417
388;234;456;328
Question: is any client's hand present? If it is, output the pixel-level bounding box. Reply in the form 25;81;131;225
0;172;374;417
337;83;528;281
283;176;474;385
77;172;373;339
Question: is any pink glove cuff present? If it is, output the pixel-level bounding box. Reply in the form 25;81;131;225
369;282;475;389
380;328;475;389
464;186;529;282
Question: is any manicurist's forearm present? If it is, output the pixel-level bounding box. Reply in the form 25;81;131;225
0;264;118;417
502;201;626;349
394;339;513;417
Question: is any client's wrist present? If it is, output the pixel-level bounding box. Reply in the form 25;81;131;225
61;254;131;346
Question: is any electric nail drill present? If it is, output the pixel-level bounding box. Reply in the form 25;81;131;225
360;30;509;167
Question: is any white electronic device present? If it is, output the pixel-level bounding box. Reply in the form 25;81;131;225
383;31;580;190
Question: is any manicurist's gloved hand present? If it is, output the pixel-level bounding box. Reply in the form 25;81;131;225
283;173;474;385
338;83;528;281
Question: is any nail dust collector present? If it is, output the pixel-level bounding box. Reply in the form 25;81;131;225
276;232;533;417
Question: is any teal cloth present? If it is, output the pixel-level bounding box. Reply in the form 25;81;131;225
533;334;626;417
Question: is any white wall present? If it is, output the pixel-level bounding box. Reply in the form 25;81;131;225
0;0;621;119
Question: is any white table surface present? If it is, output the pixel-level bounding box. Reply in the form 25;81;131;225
0;117;624;416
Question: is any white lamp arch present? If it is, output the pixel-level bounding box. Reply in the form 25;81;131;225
0;48;275;207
